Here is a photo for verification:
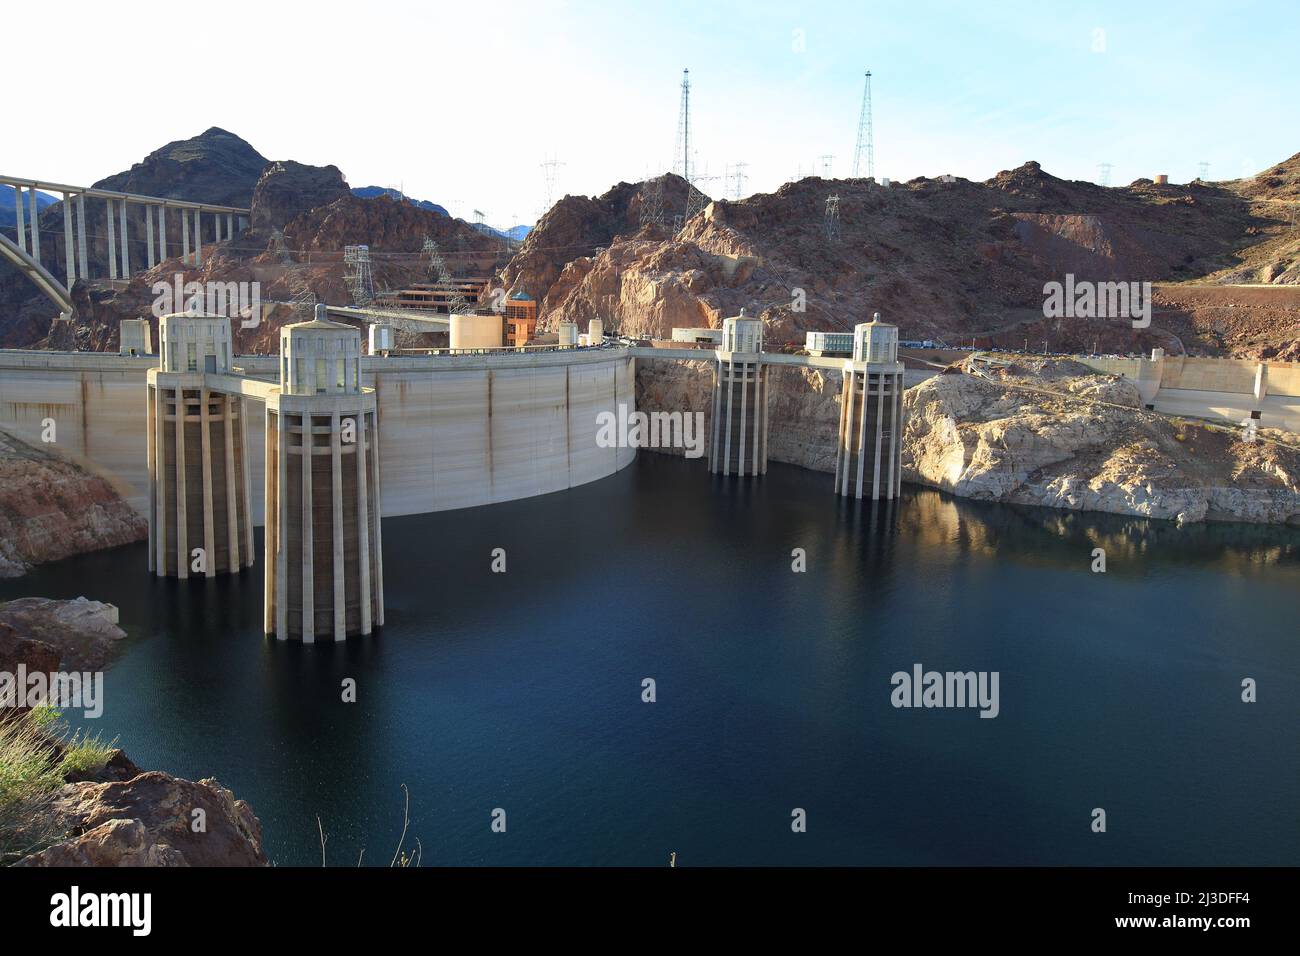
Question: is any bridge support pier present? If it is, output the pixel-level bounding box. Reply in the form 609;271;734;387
833;316;905;500
119;200;130;277
14;185;26;253
106;200;118;280
265;308;383;641
28;188;40;262
193;209;202;266
76;194;88;279
158;205;167;263
62;194;74;285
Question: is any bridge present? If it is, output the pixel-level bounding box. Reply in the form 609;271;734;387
1;173;250;318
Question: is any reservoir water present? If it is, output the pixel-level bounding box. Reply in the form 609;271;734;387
4;454;1297;866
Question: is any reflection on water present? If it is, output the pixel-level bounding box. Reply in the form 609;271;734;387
2;455;1297;866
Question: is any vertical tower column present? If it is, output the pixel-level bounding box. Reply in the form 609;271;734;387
119;200;130;277
13;183;27;253
708;314;767;477
106;199;118;280
146;314;251;578
834;315;905;500
193;209;202;266
28;188;40;262
158;205;168;262
62;193;75;285
76;194;88;279
265;307;383;641
181;209;190;265
146;204;155;267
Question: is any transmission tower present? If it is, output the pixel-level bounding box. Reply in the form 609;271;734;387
422;237;467;314
683;174;718;229
824;194;841;240
818;154;835;178
539;157;565;219
640;174;666;228
851;71;874;178
727;162;749;200
673;69;692;182
1197;161;1210;181
269;229;316;319
1098;162;1113;187
342;245;375;307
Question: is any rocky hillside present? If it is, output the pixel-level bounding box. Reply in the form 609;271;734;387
0;429;146;578
492;173;692;316
1;128;507;353
902;358;1300;524
504;155;1300;357
5;133;507;354
0;128;269;348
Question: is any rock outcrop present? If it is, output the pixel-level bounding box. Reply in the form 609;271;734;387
902;358;1300;523
634;355;1300;524
1;597;268;867
17;772;268;867
0;621;61;715
248;160;351;236
0;597;125;670
493;174;691;309
0;429;146;578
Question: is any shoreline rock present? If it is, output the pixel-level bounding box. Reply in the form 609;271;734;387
0;429;147;578
2;597;268;867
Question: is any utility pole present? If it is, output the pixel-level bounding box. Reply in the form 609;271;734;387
851;71;874;179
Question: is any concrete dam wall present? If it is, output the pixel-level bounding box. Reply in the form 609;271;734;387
0;349;637;523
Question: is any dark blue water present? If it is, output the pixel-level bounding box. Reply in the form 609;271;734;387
4;455;1297;866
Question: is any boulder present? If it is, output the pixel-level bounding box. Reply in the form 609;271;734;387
16;771;268;867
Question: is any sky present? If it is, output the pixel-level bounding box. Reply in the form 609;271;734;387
9;0;1299;229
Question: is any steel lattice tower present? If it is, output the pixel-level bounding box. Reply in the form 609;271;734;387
852;71;874;179
673;69;691;183
640;174;665;228
342;245;374;307
825;195;840;240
